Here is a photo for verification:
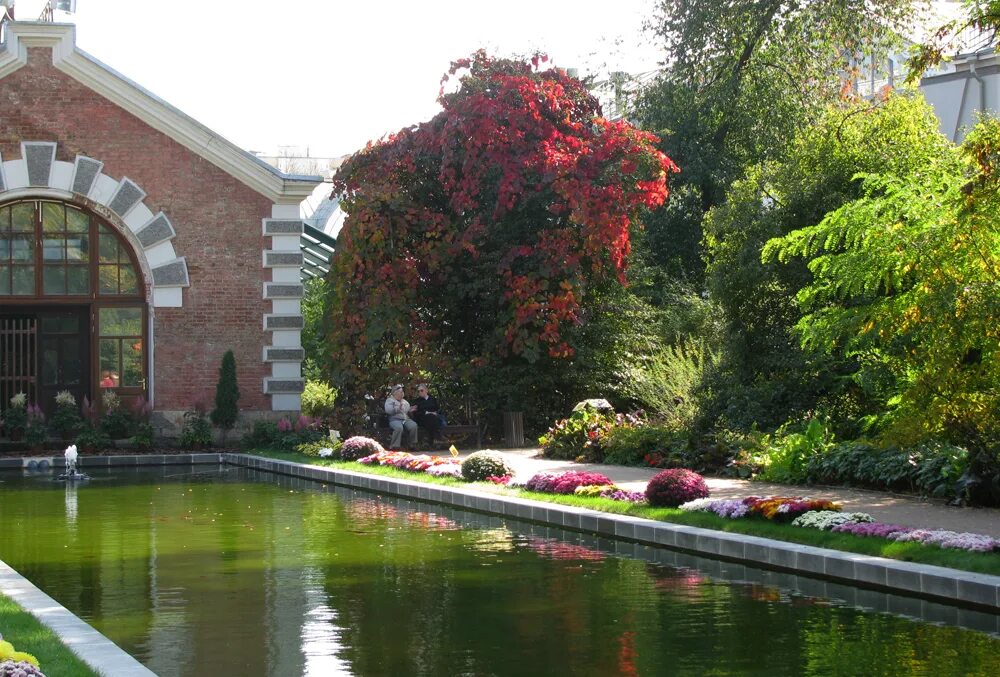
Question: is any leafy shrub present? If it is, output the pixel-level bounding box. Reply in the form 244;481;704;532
340;436;385;461
802;440;968;498
240;417;324;451
24;404;47;446
275;416;325;451
302;380;337;419
179;408;212;449
603;424;692;467
296;439;342;458
75;425;110;452
51;390;82;439
2;392;27;438
616;336;718;426
539;409;616;461
757;418;833;483
525;470;613;494
645;468;709;507
539;409;646;462
242;420;280;449
461;451;514;482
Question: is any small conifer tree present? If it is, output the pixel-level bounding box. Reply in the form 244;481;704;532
211;350;240;443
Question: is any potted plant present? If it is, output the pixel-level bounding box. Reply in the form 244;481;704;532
99;391;134;443
24;403;47;452
51;390;83;441
3;392;27;441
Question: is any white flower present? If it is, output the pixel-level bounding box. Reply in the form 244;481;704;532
10;392;26;408
317;447;334;458
55;390;76;406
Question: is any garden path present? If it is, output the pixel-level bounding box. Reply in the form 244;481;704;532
437;447;1000;538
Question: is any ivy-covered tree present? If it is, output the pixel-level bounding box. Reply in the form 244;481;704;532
328;52;676;423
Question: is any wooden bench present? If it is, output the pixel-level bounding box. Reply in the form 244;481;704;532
366;396;481;450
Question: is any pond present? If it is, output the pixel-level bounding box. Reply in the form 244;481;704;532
0;466;998;676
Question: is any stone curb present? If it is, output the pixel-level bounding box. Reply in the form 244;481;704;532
0;560;156;676
0;453;224;470
224;453;1000;612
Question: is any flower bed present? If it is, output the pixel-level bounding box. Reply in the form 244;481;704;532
832;523;1000;553
680;496;841;522
790;510;874;530
573;484;646;503
358;450;461;475
679;497;1000;553
524;471;614;494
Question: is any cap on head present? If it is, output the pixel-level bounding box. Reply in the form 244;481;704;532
391;384;404;394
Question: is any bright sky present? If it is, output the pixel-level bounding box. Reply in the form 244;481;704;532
16;0;664;159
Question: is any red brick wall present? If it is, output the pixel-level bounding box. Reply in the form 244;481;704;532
0;47;274;412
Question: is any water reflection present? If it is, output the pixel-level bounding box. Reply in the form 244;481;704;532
0;466;997;677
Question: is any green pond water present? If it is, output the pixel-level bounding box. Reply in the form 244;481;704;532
1;466;999;676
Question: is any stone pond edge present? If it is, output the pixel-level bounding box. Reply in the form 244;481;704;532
222;453;1000;613
0;560;156;677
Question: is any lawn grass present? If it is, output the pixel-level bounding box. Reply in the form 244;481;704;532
0;592;99;677
250;449;1000;577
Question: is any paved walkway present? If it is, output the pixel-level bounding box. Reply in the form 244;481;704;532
438;446;1000;539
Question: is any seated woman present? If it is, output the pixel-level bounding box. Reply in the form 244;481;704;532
384;384;418;451
410;383;443;446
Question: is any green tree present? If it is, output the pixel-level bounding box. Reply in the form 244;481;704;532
632;0;921;290
703;93;952;431
211;350;239;442
301;277;331;381
763;112;999;448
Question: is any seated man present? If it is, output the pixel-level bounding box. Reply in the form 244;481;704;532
384;384;418;450
410;383;443;446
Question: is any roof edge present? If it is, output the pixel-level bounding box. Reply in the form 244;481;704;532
0;21;321;204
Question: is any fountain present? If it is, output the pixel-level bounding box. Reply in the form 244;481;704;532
57;444;89;482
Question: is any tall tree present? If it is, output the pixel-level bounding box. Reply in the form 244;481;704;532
211;350;239;443
632;0;923;287
328;52;676;425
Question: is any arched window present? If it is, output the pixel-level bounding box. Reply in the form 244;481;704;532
0;200;142;298
0;200;146;412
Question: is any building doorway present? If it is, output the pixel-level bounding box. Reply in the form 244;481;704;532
0;199;147;414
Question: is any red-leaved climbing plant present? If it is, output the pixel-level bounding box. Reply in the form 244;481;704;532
328;51;677;399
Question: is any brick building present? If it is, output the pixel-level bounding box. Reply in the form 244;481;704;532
0;21;320;434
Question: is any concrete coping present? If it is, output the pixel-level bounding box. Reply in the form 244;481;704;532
0;560;156;676
222;453;1000;612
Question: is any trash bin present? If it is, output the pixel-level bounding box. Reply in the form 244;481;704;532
503;411;525;448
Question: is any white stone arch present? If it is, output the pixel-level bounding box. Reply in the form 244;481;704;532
0;141;190;307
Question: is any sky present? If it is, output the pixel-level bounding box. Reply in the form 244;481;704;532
15;0;664;160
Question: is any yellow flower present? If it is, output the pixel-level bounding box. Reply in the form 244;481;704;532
12;651;40;667
0;640;41;667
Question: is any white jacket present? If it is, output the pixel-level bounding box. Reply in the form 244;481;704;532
384;396;411;421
